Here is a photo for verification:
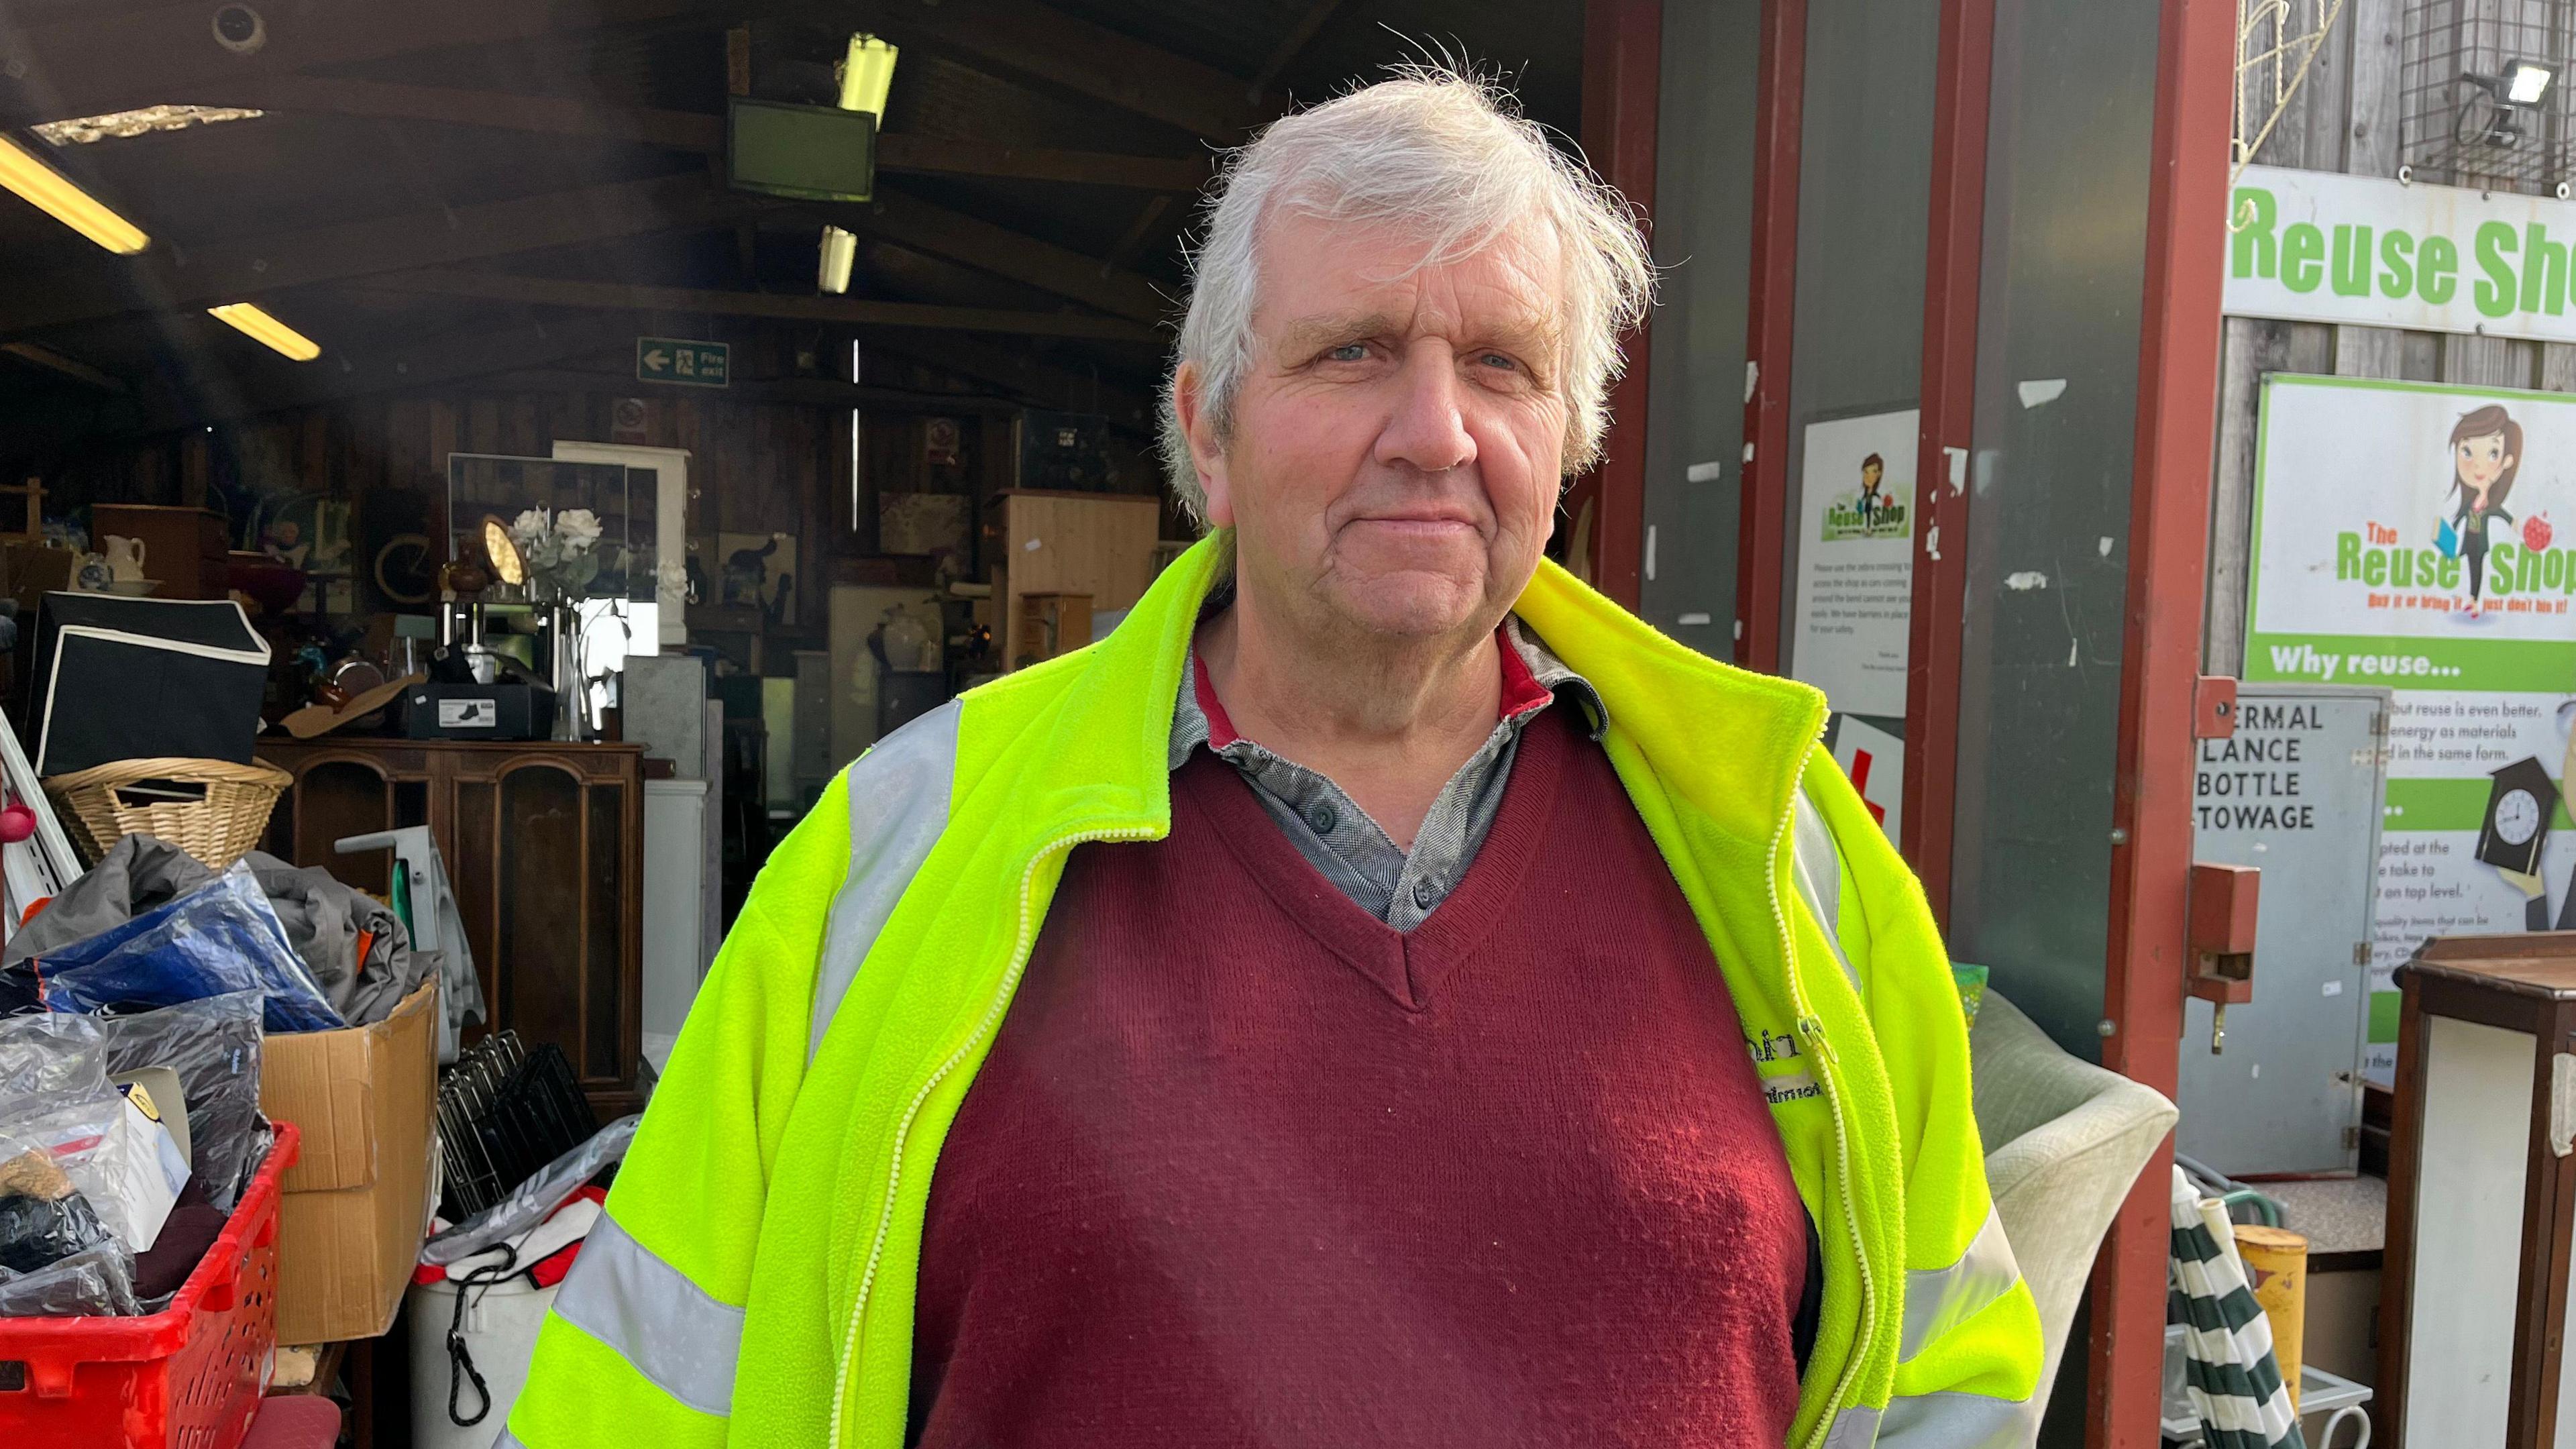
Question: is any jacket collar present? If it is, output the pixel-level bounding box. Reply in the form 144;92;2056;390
1040;532;1826;854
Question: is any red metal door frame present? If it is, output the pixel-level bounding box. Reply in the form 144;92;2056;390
1732;0;1805;673
1576;0;1661;610
1900;0;1994;916
2092;0;2233;1442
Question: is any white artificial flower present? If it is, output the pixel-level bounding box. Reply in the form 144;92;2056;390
508;507;551;549
554;508;604;552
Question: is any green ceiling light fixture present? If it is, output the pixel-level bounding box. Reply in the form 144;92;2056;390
818;224;859;294
838;33;899;117
812;32;896;294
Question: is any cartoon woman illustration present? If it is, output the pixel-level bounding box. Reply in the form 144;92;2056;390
2448;404;2522;612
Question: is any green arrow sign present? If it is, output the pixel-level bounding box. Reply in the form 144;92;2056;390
637;337;730;388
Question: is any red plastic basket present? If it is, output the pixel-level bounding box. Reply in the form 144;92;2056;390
0;1121;301;1449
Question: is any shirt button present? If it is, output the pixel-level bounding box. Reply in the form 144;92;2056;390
1307;803;1336;834
1412;877;1437;910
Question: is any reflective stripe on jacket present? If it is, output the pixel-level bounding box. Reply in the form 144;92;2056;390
506;535;2045;1449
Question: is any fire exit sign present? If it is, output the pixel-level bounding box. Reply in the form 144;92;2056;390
637;337;730;388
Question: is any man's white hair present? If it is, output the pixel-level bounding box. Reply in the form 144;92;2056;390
1159;66;1656;524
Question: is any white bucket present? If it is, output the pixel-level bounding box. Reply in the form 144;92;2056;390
408;1275;559;1449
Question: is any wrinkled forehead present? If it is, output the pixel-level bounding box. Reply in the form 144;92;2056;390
1249;209;1569;354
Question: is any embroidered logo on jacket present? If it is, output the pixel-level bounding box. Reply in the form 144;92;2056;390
1745;1028;1820;1104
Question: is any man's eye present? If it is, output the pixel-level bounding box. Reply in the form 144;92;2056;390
1326;343;1368;362
1478;352;1517;370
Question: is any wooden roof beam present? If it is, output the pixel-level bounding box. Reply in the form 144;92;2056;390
354;269;1163;343
0;171;765;335
845;188;1173;327
140;311;643;429
867;0;1267;144
154;76;1212;191
477;365;1032;415
0;0;692;127
869;330;1158;431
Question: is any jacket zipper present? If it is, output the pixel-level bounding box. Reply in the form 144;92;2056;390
1772;760;1876;1449
826;821;1157;1449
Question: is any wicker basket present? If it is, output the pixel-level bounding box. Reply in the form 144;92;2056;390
43;756;292;871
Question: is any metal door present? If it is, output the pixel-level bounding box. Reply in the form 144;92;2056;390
2177;683;2387;1175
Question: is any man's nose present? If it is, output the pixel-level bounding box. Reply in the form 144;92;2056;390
1374;344;1477;475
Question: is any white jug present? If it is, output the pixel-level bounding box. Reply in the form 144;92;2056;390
102;535;147;582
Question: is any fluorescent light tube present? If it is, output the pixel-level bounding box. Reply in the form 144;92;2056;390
0;133;148;254
207;303;321;361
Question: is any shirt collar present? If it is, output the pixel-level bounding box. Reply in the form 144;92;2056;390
1169;608;1610;773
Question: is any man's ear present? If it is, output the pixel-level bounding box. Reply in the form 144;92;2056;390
1174;361;1235;527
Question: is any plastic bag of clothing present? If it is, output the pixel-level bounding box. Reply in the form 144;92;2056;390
419;1114;639;1267
2;862;344;1032
2;835;212;971
0;1088;185;1254
0;1105;121;1273
6;836;435;1026
0;993;266;1210
0;1026;107;1105
0;1243;141;1316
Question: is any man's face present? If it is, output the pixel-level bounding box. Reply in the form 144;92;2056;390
1181;210;1569;643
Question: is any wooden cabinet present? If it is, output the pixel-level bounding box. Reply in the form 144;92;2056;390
255;739;647;1117
982;490;1163;669
92;504;230;600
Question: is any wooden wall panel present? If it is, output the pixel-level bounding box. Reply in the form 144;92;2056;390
23;380;912;647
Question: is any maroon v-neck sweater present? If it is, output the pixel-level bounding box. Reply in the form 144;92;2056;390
909;707;1811;1448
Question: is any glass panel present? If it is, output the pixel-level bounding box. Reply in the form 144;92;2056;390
1945;0;2163;1063
1776;0;1938;713
586;784;623;1082
445;454;637;604
498;765;583;1063
1636;0;1765;655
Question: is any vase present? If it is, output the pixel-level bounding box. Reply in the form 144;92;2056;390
539;600;584;741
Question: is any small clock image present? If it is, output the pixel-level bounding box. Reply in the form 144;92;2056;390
2499;788;2543;846
2478;756;2557;875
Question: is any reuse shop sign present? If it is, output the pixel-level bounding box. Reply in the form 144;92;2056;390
2226;163;2576;343
2243;373;2576;1081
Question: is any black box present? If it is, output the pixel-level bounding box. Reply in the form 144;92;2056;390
32;592;270;775
400;684;556;741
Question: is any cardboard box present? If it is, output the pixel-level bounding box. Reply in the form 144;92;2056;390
259;981;437;1344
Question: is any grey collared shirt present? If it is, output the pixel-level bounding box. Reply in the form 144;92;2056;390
1171;616;1607;931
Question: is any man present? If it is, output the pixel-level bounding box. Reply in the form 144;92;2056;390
509;69;2040;1449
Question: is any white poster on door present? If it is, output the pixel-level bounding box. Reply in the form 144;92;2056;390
2243;373;2576;1083
1792;409;1918;718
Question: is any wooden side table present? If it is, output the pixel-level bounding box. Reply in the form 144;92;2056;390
2378;932;2576;1448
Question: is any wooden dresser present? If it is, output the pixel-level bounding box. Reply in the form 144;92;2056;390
255;738;647;1117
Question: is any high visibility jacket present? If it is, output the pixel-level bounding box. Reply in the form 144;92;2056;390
506;537;2044;1449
